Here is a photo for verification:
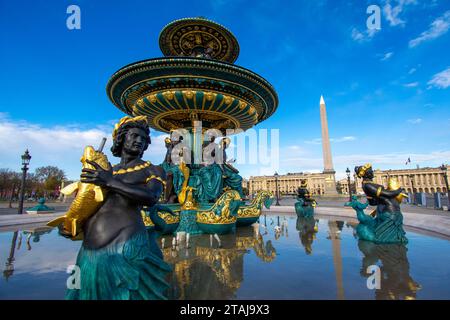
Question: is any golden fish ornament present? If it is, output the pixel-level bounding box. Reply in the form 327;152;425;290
388;177;409;203
47;145;111;237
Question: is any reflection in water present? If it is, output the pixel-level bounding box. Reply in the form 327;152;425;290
296;217;318;255
328;221;345;300
0;216;444;300
2;227;52;281
3;231;18;280
162;226;277;299
357;240;421;300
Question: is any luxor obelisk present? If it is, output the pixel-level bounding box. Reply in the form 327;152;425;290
320;95;338;195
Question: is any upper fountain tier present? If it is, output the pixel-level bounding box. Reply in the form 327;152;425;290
106;17;278;133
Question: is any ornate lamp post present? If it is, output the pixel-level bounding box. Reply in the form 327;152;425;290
409;174;416;205
346;167;352;201
18;150;31;215
440;164;450;211
274;172;280;206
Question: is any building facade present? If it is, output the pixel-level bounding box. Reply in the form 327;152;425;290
249;172;332;196
337;178;356;195
355;166;449;194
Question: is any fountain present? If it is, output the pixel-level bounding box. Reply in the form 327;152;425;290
106;17;277;234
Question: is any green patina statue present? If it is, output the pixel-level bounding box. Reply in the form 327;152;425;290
345;163;409;244
295;179;316;218
296;216;318;255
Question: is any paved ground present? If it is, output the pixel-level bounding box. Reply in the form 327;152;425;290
0;201;70;215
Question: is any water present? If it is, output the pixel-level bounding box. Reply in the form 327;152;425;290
1;214;450;300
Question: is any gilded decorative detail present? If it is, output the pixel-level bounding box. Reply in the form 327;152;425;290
112;161;151;175
159;17;240;63
145;175;166;186
238;190;274;218
141;210;155;227
178;157;198;210
197;190;241;224
141;209;180;227
158;212;180;224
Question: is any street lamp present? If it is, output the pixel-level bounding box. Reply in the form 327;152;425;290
346;167;352;201
409;174;416;205
440;164;450;211
18;150;31;215
274;172;280;206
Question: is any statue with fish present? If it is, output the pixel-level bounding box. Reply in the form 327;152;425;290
295;179;316;218
49;116;173;300
345;163;408;244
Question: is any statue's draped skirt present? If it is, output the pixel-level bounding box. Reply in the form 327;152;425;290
223;165;244;198
66;231;171;300
196;164;223;202
355;207;408;244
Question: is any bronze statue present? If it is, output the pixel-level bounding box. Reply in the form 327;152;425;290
65;116;171;300
347;164;408;244
295;179;316;218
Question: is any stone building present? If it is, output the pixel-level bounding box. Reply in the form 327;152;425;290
337;178;356;195
249;172;332;196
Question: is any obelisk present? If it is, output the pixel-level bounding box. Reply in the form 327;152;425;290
320;95;338;195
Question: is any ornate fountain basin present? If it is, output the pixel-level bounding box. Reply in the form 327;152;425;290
106;57;278;133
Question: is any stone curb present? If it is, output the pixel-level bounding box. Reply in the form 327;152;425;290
2;206;450;239
262;206;450;238
0;212;64;227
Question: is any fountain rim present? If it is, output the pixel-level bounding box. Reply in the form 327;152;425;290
106;56;279;125
107;56;277;95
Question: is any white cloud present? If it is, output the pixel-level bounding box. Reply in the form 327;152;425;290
0;115;167;180
407;118;423;124
304;136;356;144
380;52;394;61
403;82;419;87
409;11;450;47
383;0;417;26
408;67;417;74
427;67;450;89
351;27;379;43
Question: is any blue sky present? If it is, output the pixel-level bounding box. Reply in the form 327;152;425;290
1;0;449;180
